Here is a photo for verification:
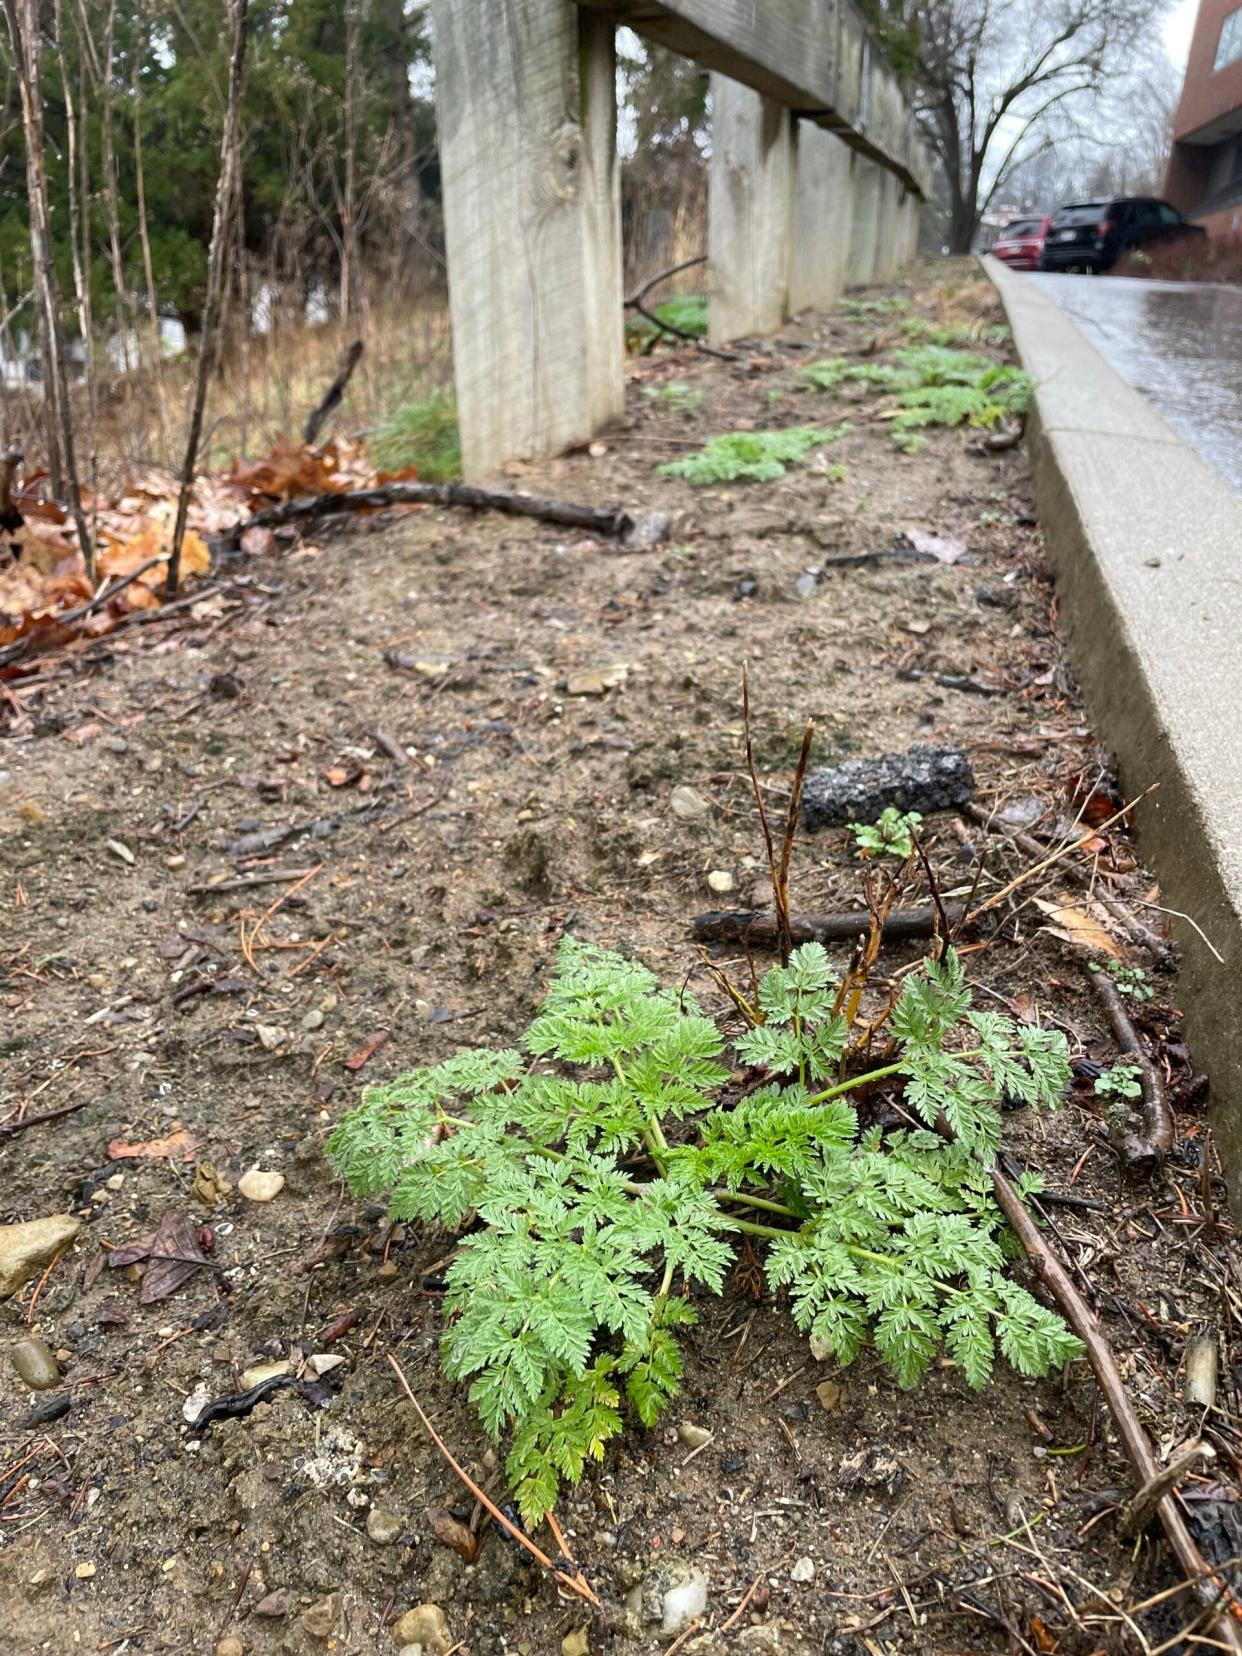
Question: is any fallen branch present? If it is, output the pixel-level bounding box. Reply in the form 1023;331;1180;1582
221;482;669;552
692;902;965;949
991;1169;1242;1646
304;338;364;445
623;253;738;361
386;1353;599;1607
186;867;322;896
1087;965;1174;1173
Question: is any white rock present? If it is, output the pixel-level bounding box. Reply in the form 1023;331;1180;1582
238;1169;285;1203
791;1556;815;1583
241;1359;291;1389
182;1386;211;1425
705;870;734;895
305;1353;346;1378
256;1024;287;1052
662;1570;708;1635
670;785;710;820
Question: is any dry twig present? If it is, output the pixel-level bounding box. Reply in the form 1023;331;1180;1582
1087;965;1174;1173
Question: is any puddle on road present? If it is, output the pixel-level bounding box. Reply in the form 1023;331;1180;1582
1032;274;1242;497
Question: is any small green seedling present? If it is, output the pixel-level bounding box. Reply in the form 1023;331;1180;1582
800;346;1031;452
641;382;704;415
850;807;923;859
1089;960;1156;1002
1094;1064;1143;1102
657;424;851;485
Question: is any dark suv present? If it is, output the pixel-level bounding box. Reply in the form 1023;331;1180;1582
1039;197;1206;274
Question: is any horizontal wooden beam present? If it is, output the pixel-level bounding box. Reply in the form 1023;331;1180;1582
576;0;931;194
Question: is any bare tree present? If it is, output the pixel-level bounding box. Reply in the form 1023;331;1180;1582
2;0;94;576
166;0;250;595
863;0;1169;253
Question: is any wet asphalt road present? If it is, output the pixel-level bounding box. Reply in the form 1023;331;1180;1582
1030;273;1242;498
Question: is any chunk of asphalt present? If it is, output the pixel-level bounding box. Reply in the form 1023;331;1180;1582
801;744;974;833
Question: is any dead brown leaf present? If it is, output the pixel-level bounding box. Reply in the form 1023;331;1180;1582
427;1505;479;1563
1032;897;1122;959
107;1128;203;1163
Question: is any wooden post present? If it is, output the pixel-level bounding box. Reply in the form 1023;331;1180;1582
788;122;854;314
708;74;795;344
432;0;623;478
845;154;881;289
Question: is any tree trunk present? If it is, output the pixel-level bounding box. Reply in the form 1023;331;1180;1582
3;0;93;577
166;0;250;595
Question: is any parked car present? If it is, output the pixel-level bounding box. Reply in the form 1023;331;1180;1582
1038;197;1206;274
991;215;1050;271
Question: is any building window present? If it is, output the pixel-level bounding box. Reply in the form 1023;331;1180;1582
1215;5;1242;71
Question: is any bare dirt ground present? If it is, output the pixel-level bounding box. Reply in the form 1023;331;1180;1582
1;262;1238;1656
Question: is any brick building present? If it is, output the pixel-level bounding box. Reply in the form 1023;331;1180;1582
1165;0;1242;237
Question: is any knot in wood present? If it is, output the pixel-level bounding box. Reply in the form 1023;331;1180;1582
546;125;585;201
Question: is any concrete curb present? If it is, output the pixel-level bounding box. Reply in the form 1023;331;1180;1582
984;256;1242;1201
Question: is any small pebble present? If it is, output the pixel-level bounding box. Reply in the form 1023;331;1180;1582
11;1337;59;1390
238;1169;285;1203
105;838;135;865
677;1423;712;1450
300;1592;340;1640
375;1259;399;1281
393;1604;452;1654
791;1556;815;1583
301;1009;325;1032
366;1505;403;1546
563;1629;591;1656
705;870;734;895
182;1387;211;1425
815;1380;842;1413
253;1589;289;1618
215;1639;245;1656
165;853;187;872
670;785;710;820
74;1561;96;1579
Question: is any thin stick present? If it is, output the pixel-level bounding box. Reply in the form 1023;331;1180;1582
742;666;788;964
385;1354;599;1607
166;0;250;595
777;719;815;923
990;1168;1242;1647
720;1575;765;1636
966;787;1157;925
304;339;364;445
624;254;708;309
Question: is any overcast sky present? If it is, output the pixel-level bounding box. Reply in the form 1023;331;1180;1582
1163;0;1197;70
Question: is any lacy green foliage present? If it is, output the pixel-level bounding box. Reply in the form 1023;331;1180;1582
641;381;704;415
799;345;1032;452
373;390;461;481
657;425;852;485
1095;1064;1142;1102
328;940;1078;1525
850;807;922;859
901;317;1012;349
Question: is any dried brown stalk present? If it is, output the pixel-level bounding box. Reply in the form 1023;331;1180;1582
742;666;790;964
386;1354;599;1607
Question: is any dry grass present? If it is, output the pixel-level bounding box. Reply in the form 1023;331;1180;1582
1;283;453;493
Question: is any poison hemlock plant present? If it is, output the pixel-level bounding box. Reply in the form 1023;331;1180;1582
799;346;1031;451
657;424;852;485
328;939;1078;1525
850;807;922;859
640;382;704;415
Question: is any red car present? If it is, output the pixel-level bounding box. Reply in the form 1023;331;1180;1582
991;215;1050;271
